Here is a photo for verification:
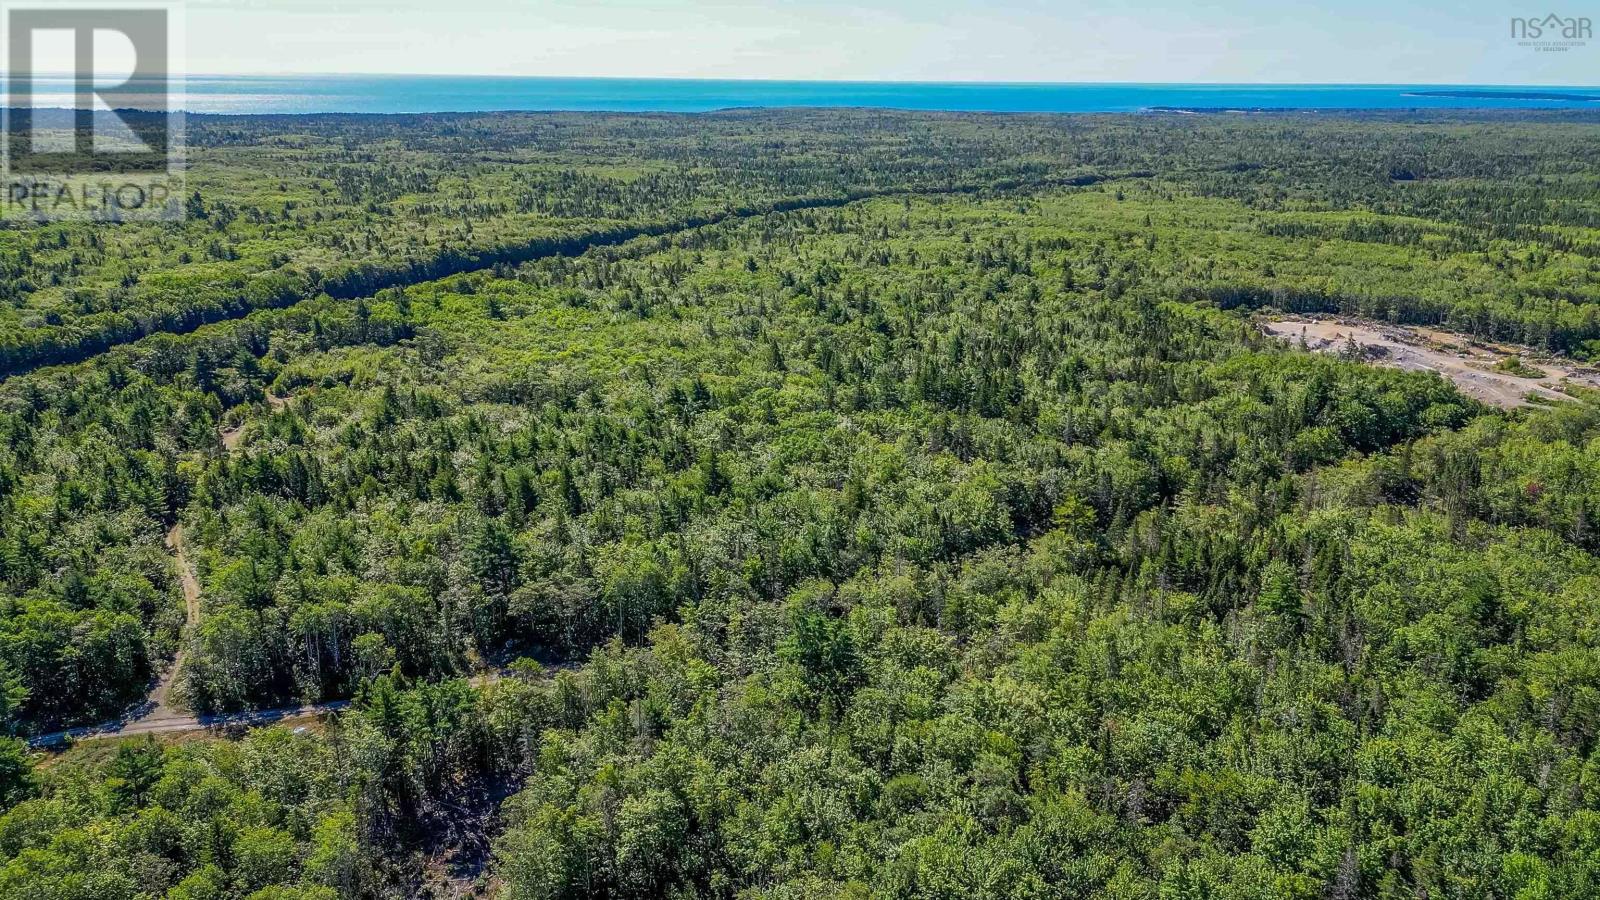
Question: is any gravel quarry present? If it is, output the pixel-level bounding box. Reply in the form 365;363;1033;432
1260;317;1600;410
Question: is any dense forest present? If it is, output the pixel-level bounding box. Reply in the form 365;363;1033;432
4;109;1600;377
0;109;1599;898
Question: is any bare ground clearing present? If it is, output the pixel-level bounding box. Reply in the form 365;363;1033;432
1260;316;1600;409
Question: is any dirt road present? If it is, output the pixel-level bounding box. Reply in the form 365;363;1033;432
1261;318;1600;409
27;387;567;751
29;392;284;749
136;523;201;723
28;701;353;748
28;670;559;748
26;523;234;748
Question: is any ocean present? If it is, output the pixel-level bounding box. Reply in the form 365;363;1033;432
44;76;1600;115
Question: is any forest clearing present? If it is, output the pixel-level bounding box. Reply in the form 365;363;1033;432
1260;316;1600;408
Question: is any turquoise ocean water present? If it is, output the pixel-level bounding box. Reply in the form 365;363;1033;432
124;77;1600;115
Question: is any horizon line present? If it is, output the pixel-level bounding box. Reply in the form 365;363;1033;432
26;72;1599;90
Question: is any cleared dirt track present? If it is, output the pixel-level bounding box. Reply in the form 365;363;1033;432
29;392;334;749
25;516;345;749
29;702;353;748
26;387;559;751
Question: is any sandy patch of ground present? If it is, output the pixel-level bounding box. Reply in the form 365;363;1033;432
1261;317;1600;410
219;390;288;450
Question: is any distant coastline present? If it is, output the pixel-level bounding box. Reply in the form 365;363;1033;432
1146;106;1301;114
17;76;1600;114
1405;89;1600;102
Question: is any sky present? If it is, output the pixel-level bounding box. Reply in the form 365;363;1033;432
98;0;1600;84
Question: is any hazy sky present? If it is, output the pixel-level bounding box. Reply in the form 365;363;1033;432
173;0;1595;84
